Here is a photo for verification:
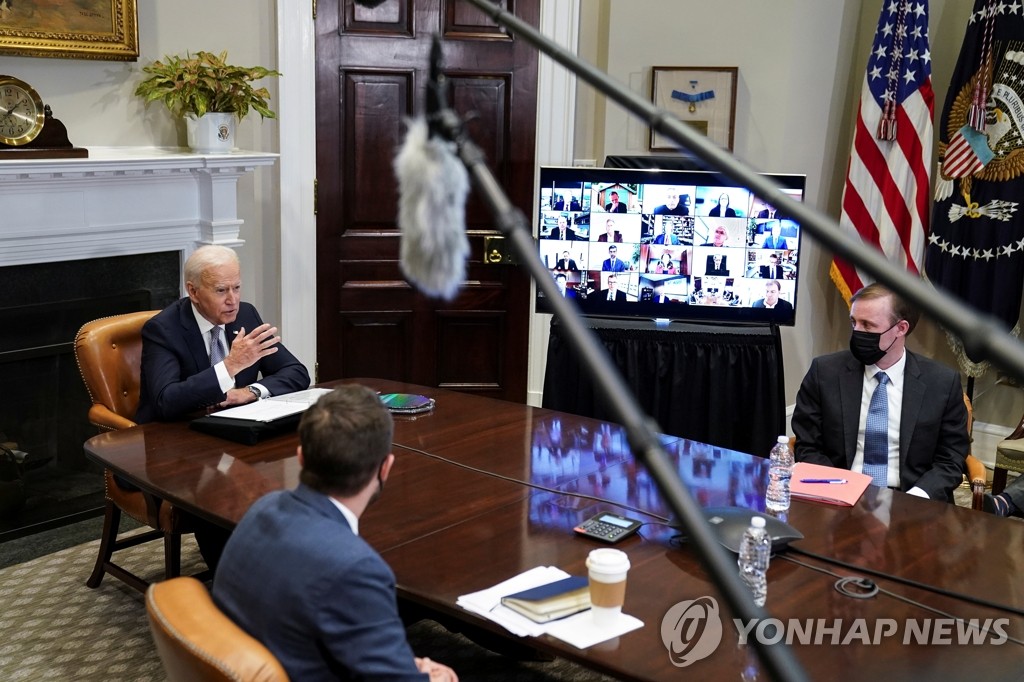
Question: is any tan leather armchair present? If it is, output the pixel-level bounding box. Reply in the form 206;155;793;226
146;576;289;682
75;310;194;593
963;393;986;511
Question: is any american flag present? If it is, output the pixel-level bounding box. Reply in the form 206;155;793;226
831;0;933;304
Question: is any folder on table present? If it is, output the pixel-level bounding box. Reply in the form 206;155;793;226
790;462;871;506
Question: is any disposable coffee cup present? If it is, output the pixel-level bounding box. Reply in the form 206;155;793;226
586;548;630;627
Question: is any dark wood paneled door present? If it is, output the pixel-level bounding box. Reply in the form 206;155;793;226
315;0;539;402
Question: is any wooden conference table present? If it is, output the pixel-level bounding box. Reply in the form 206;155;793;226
84;379;1024;681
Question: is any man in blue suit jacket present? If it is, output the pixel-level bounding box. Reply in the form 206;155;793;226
213;385;458;681
136;245;309;423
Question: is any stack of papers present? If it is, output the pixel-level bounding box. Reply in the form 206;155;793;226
212;388;333;422
457;566;643;647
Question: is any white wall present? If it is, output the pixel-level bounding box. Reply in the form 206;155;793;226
1;0;281;324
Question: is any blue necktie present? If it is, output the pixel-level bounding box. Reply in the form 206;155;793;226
209;326;226;366
863;371;890;487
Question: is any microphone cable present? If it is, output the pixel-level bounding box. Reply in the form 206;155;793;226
776;551;1024;647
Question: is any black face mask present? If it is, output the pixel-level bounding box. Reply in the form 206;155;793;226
849;322;899;365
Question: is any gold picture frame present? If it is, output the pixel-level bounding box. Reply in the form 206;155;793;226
650;66;738;152
0;0;138;61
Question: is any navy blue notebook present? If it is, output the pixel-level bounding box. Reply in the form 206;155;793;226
500;576;590;623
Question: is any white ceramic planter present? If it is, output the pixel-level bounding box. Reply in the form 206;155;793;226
185;112;236;153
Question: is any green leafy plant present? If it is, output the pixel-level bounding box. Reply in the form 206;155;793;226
134;50;281;120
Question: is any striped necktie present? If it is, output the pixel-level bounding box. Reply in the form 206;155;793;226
209;326;226;366
863;371;890;487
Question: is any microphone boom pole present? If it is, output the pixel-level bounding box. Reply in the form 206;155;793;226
425;47;809;682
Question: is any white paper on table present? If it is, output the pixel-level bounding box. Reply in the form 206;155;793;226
456;566;572;637
212;388;334;422
546;610;644;649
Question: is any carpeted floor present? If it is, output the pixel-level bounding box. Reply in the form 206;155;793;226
0;529;614;681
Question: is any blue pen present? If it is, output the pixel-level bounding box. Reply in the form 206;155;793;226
799;478;847;484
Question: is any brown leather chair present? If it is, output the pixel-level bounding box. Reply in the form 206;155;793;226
963;393;987;511
75;310;194;592
146;576;289;682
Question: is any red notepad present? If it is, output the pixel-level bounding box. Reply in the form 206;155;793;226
790;462;872;506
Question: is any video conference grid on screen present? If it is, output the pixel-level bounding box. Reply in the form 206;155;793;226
536;166;806;326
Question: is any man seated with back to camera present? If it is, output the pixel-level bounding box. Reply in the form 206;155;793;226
213;385;458;682
791;283;968;501
135;244;311;568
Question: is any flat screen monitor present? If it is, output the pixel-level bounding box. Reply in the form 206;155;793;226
536;166;806;326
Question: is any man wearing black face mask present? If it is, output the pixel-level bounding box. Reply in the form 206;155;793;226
791;283;968;501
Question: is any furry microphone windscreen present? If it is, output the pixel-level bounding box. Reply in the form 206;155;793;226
394;117;470;301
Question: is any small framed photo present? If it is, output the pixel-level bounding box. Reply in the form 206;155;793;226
650;66;738;152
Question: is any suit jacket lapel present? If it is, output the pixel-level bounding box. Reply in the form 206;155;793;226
900;352;924;463
178;298;210;370
840;355;863;468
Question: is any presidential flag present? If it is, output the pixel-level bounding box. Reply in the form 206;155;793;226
925;0;1024;377
831;0;933;305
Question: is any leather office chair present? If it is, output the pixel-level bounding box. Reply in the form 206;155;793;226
962;393;987;511
75;310;194;593
993;410;1024;495
146;576;289;682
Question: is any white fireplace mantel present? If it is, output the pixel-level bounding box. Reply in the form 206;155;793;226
0;146;277;268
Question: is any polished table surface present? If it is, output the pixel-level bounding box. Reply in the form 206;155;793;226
84;379;1024;681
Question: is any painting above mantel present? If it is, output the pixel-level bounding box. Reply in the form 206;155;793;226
0;0;139;61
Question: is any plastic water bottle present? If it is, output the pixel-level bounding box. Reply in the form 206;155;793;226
737;516;771;607
765;435;793;513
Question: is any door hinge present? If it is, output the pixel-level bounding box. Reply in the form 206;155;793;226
312;0;317;20
313;177;318;215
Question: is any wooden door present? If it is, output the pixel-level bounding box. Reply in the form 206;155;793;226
315;0;538;402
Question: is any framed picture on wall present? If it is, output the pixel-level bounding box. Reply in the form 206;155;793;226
0;0;139;61
650;66;738;152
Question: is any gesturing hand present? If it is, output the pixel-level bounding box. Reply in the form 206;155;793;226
223;323;280;377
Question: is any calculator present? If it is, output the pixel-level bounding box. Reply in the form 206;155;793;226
574;512;643;543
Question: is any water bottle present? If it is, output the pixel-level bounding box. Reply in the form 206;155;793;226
737;516;771;607
765;435;793;513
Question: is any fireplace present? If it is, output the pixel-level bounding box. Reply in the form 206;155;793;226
0;147;275;540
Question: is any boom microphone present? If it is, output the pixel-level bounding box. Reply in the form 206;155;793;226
393;37;470;301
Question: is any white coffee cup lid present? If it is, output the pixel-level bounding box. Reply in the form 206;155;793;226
586;548;630;573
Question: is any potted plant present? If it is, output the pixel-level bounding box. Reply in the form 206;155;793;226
134;50;281;153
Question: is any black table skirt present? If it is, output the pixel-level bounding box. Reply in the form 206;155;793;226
542;318;785;457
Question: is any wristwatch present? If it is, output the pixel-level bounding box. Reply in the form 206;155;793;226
247;385;262;400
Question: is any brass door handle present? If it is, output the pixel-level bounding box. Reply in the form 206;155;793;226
484;236;517;265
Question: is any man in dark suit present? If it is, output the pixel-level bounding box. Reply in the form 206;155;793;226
543;214;576;241
705;253;729;276
213;385;458;681
604;191;627;213
596;218;623;243
601;245;628;272
652;187;689;216
136;245;310;423
752;280;793;313
792;283;968;501
554;272;577;299
598;274;627;302
555;250;578;271
759;253;783;279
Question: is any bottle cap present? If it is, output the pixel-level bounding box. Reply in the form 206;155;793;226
751;516;766;528
776;435;789;444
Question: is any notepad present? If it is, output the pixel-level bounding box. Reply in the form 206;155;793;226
790;462;872;506
499;575;590;623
